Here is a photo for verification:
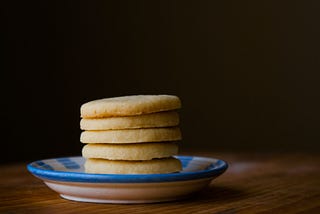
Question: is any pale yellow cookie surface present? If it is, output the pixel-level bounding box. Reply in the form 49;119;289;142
82;142;178;160
84;157;182;174
80;95;181;118
80;111;179;131
80;127;181;144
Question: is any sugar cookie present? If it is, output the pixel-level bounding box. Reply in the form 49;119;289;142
84;157;182;174
82;142;178;160
80;95;181;118
80;127;181;144
80;111;179;130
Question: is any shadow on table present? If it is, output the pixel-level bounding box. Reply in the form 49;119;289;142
182;184;249;204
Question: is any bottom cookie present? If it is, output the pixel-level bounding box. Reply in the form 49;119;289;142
84;157;182;174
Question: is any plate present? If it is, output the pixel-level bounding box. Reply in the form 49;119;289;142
27;156;228;204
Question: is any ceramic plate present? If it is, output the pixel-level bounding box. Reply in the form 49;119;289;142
27;156;228;204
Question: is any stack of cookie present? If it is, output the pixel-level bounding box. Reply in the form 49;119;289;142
80;95;182;174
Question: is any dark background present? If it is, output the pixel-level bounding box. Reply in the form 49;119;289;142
1;1;319;163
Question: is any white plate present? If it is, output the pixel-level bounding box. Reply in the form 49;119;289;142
27;156;228;204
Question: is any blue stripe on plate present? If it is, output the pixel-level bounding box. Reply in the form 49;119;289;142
57;158;80;169
35;161;54;170
180;156;193;168
27;156;228;183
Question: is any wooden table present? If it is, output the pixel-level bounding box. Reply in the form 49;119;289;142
1;151;319;213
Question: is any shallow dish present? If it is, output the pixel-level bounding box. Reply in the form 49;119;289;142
27;156;228;204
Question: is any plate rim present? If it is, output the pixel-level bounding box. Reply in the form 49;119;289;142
27;155;228;183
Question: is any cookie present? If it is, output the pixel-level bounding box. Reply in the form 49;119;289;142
84;157;182;174
82;142;178;160
80;111;179;131
80;95;181;118
80;127;182;144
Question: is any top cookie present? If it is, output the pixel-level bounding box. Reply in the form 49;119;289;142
80;95;181;118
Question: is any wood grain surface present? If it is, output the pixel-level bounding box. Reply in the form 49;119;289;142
1;152;319;214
